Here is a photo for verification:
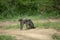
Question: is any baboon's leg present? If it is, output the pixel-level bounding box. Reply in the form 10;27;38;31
19;19;24;30
26;23;33;29
25;23;29;29
20;21;24;30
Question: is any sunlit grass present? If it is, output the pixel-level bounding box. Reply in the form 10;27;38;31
0;21;60;30
0;35;16;40
35;22;60;30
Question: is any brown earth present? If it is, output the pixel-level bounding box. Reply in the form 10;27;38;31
0;28;60;40
0;19;60;40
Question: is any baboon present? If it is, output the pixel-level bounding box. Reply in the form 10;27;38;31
25;19;35;29
19;19;35;30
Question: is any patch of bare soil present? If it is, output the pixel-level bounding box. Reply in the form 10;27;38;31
0;28;59;40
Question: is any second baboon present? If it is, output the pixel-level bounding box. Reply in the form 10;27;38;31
25;19;35;29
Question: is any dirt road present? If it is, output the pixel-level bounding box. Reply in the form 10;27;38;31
0;28;58;40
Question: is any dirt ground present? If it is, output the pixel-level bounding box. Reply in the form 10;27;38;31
0;19;60;40
0;28;59;40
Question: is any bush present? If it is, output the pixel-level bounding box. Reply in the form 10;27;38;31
0;0;60;19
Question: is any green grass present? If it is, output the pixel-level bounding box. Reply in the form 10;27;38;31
0;35;16;40
52;33;60;40
0;24;20;29
35;22;60;30
0;15;47;21
0;21;60;30
0;14;60;21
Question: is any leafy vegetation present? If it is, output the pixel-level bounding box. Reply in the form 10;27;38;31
0;0;60;20
0;35;16;40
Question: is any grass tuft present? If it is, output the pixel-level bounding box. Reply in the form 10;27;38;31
52;33;60;40
0;35;16;40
